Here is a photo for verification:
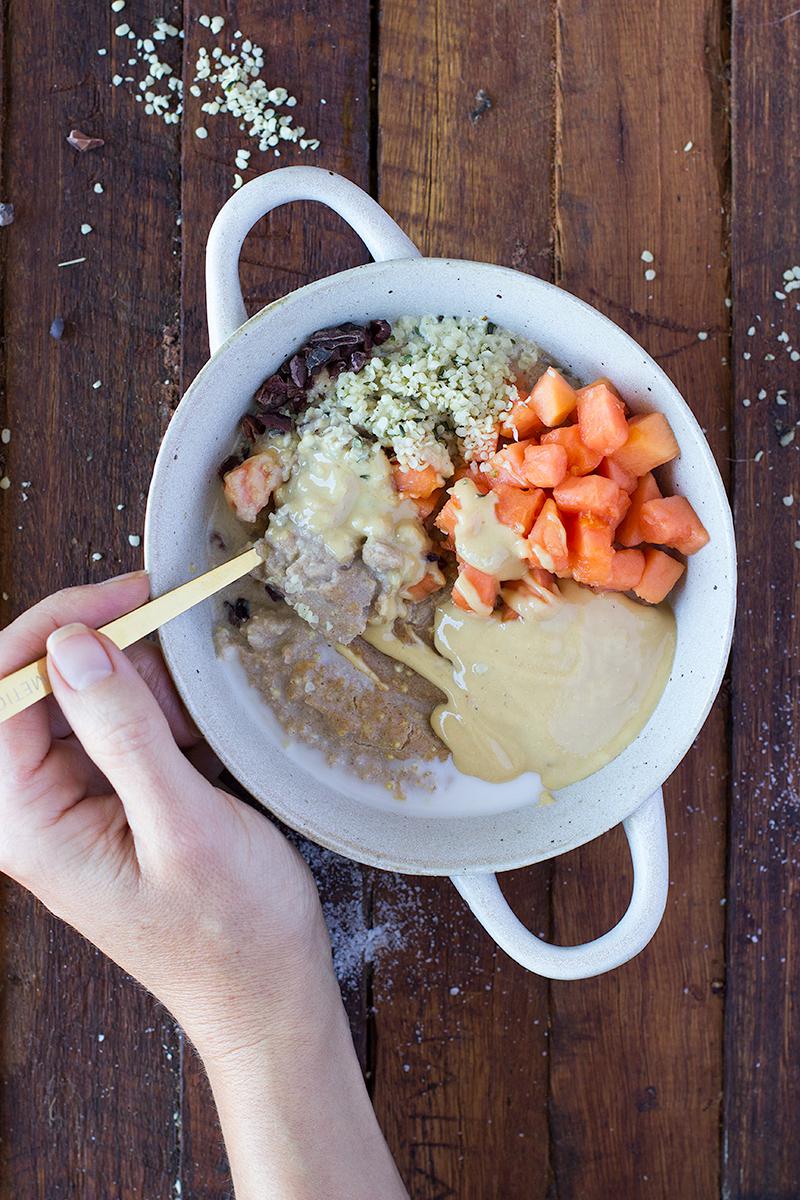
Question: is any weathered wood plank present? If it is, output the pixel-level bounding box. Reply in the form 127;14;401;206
374;2;556;1196
0;1;183;1196
177;2;374;1193
549;1;730;1195
724;1;800;1194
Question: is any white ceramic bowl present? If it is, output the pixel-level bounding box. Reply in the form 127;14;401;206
145;168;736;979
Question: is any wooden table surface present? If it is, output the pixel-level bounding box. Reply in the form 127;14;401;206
0;1;798;1196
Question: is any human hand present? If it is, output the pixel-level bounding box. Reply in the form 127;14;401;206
0;572;334;1061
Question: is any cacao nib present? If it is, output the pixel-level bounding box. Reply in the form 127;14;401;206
289;354;308;387
305;344;334;372
307;323;364;348
369;319;392;345
224;597;251;627
240;413;266;441
67;129;105;152
255;375;288;408
223;318;392;479
283;381;306;402
260;412;293;432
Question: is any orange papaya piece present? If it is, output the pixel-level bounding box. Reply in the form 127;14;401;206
541;425;603;476
569;513;614;586
610;412;680;477
633;548;686;603
576;380;629;456
553;473;626;526
640;495;710;556
452;564;500;616
528;498;570;575
603;548;646;592
521;442;569;489
492;483;545;537
616;472;662;546
529;367;579;427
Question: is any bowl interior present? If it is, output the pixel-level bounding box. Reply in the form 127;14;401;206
145;259;736;875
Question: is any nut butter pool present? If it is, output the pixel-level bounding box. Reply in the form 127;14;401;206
364;579;676;789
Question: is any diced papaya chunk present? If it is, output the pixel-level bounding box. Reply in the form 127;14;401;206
634;548;685;604
434;496;460;541
541;425;603;476
412;487;445;521
528;498;570;575
493;483;545;537
553;473;626;526
675;523;710;557
223;450;284;524
521;442;569;489
610;412;680;477
452;463;492;494
617;472;662;546
577;381;629;456
529;367;579;427
404;565;446;602
569;513;614;586
499;396;544;441
639;495;710;556
392;462;445;498
452;564;500;616
603;548;646;592
598;455;638;494
486;439;538;487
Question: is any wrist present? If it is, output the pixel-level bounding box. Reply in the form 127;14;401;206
188;949;344;1075
199;972;409;1200
164;904;340;1066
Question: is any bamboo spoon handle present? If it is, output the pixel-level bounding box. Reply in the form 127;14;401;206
0;547;262;725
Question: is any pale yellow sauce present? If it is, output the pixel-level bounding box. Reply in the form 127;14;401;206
451;478;528;580
363;580;675;789
269;429;430;620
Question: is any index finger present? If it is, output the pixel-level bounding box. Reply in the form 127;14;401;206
0;572;151;781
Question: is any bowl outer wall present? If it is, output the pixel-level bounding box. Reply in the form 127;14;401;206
145;258;736;876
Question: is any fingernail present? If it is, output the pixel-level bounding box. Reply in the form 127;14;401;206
47;624;114;691
98;569;149;586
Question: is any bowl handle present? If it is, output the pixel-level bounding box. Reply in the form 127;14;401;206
450;789;668;980
205;166;421;354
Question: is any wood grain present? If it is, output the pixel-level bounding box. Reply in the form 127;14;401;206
724;0;800;1194
549;1;731;1196
177;1;374;1194
0;1;183;1196
374;2;556;1196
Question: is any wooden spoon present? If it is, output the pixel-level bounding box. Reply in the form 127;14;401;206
0;547;261;724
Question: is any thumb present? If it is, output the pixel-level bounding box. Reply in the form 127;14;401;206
46;623;202;839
